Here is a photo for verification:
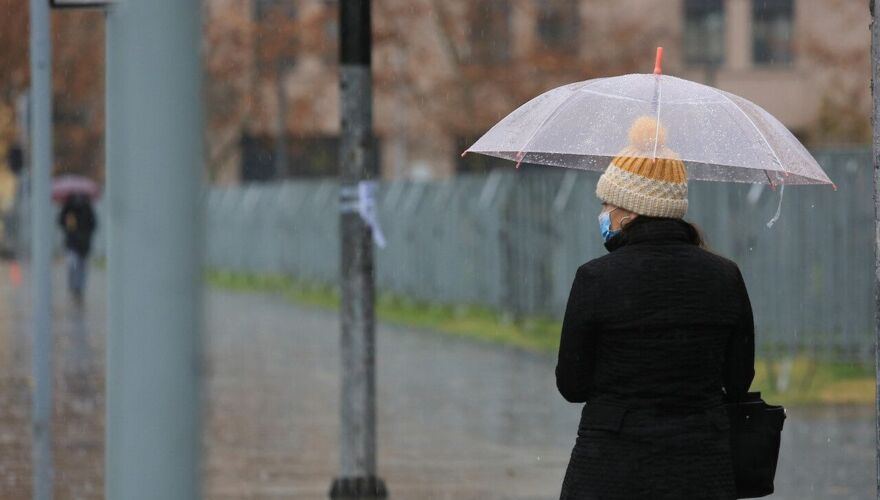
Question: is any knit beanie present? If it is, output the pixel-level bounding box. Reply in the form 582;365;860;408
595;116;688;219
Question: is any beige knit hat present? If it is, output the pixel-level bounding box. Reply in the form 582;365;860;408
596;116;688;218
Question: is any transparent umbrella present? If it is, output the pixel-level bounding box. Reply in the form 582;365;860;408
464;48;833;190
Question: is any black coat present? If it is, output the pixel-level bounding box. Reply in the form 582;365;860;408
58;199;97;256
556;218;755;500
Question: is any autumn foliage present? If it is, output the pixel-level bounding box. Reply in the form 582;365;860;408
0;0;872;183
0;1;104;181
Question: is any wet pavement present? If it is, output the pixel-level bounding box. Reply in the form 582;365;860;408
0;263;874;499
0;262;105;499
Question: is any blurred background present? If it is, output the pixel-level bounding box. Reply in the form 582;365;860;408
0;0;871;185
0;0;876;499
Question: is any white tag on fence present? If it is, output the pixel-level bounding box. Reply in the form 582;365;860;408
340;181;386;249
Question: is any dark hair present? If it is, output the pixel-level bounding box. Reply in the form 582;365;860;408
619;215;709;249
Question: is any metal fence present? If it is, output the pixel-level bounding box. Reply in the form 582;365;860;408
18;148;869;361
197;148;874;361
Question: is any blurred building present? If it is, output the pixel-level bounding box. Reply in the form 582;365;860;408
0;5;104;187
204;0;870;184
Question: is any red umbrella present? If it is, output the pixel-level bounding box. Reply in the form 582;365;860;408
51;174;100;203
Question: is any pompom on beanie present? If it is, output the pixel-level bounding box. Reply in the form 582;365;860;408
596;116;688;219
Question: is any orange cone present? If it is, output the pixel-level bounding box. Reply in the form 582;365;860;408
9;262;22;287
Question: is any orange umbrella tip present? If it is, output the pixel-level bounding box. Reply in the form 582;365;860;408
654;47;664;75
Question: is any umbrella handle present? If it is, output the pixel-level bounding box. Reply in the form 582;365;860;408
653;47;663;75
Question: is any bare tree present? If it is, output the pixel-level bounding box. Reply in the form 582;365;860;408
203;0;254;182
0;2;104;179
802;2;871;144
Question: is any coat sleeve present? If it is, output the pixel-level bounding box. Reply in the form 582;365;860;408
722;266;756;401
555;266;598;403
84;205;97;233
58;205;68;230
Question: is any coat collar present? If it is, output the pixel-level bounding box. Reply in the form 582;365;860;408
604;218;696;252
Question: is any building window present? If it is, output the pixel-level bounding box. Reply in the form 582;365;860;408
256;0;297;20
255;0;299;70
469;1;512;64
752;0;794;65
241;134;346;180
683;0;724;66
536;0;580;52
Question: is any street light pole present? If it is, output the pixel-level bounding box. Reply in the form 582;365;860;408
105;0;203;498
330;0;387;498
28;0;53;497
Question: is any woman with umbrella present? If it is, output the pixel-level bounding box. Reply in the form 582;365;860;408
463;49;824;498
553;116;753;499
54;175;98;300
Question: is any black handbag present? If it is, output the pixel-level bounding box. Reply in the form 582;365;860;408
725;392;786;498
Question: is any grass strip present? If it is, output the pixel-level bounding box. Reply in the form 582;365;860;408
205;270;873;407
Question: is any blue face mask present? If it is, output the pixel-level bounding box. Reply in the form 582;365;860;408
598;209;620;243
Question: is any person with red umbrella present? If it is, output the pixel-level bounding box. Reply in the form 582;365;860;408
57;190;97;301
52;174;99;299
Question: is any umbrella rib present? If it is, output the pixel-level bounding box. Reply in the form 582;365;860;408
652;75;662;161
512;90;581;169
578;89;646;103
579;88;724;105
509;78;610;168
708;88;785;187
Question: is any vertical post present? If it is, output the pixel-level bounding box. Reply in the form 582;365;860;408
725;0;751;71
330;0;387;498
28;0;53;498
13;94;30;255
274;63;289;179
105;0;203;499
872;1;880;498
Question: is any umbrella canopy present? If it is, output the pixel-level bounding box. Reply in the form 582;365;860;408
465;58;832;188
51;174;100;203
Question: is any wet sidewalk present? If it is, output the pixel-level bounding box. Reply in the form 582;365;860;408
0;264;874;499
0;262;105;498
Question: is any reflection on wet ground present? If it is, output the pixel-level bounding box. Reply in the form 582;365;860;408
0;263;104;499
0;265;874;499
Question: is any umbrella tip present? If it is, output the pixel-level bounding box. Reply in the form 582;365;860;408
832;182;838;191
461;150;468;158
514;150;526;169
654;47;663;75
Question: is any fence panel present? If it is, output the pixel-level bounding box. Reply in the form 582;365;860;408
19;148;872;361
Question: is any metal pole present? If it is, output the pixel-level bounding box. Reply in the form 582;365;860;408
872;1;880;497
330;0;387;498
28;0;53;497
274;63;289;178
105;0;203;498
